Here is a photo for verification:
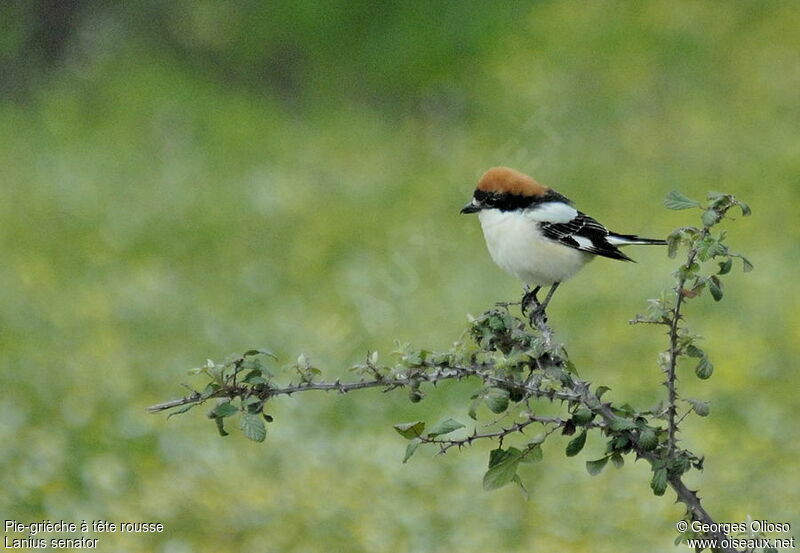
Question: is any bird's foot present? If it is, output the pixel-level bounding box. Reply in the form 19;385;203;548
528;302;548;325
523;283;561;327
520;286;542;316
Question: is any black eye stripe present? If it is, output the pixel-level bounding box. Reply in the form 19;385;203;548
473;189;491;203
473;190;572;211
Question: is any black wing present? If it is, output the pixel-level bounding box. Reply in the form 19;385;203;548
539;212;633;261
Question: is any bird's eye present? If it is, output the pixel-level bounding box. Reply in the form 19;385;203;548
478;192;500;208
474;190;490;205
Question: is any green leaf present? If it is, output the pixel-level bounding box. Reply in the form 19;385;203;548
402;349;426;367
488;446;515;468
488;314;506;331
696;236;728;262
669;454;691;475
403;438;421;463
701;209;719;227
677;261;700;281
566;430;587;457
609;417;637;431
167;403;196;418
516;444;543;465
240;413;267;442
666;232;681;258
637;428;658;451
586;456;609;475
467;397;481;421
618;403;636;416
427;418;465;437
244;348;277;359
610;452;624;469
717;257;733;275
511;475;529;500
741;256;754;272
738;201;752;216
685;398;710;417
212;401;239;418
242;395;262;407
200;382;220;400
214;416;229;437
242;370;268;385
610;434;630;451
664;190;700;210
595;386;611;399
651;468;668;496
244;401;265;415
708;275;723;301
560;418;577;436
685;344;704;358
393;421;425;439
695;356;714;379
572;407;594;425
485;388;510;414
564;359;579;376
483;447;523;490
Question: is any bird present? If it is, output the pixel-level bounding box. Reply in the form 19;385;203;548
460;167;666;315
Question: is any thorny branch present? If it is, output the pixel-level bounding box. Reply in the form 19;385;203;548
665;224;708;455
149;191;754;553
148;307;737;551
417;414;601;455
147;366;582;414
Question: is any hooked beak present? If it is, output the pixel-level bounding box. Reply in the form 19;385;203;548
460;200;482;214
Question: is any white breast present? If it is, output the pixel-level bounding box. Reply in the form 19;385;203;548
477;208;590;286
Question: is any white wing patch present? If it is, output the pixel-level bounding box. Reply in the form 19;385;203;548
572;236;594;250
607;235;653;245
524;201;578;223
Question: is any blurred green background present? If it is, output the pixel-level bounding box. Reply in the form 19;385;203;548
2;1;798;551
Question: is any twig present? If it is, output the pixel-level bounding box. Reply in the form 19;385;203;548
667;473;737;552
666;227;708;456
147;363;588;414
418;415;588;454
148;392;204;412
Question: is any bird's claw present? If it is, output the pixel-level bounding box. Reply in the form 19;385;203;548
521;296;545;323
526;302;548;324
520;286;541;315
521;283;560;325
